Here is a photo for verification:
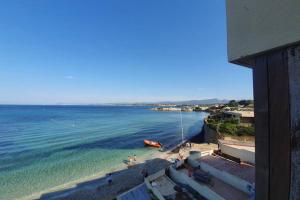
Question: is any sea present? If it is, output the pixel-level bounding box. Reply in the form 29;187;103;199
0;105;208;200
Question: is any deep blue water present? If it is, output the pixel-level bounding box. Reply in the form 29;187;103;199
0;105;208;200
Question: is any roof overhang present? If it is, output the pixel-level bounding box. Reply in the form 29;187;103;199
226;0;300;67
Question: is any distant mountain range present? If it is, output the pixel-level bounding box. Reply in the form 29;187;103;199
154;98;229;105
115;98;229;106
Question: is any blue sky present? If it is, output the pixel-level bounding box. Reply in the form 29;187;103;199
0;0;253;104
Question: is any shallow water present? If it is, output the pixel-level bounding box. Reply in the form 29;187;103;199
0;105;208;200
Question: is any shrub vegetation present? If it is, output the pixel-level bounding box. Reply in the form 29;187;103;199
206;117;254;136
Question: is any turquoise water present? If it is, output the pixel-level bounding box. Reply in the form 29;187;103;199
0;105;208;200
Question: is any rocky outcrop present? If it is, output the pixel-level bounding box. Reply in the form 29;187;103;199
203;121;219;144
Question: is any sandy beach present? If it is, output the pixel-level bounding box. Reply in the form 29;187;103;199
38;133;217;200
58;157;171;200
39;148;177;200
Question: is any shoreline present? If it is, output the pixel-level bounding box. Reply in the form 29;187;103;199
38;149;174;200
21;149;159;200
34;129;205;200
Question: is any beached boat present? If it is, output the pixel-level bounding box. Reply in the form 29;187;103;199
144;139;162;148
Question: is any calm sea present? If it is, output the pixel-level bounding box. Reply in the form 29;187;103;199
0;105;208;200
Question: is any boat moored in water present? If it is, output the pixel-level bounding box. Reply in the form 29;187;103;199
144;139;162;148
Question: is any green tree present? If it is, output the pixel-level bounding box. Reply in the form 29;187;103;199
238;100;253;107
228;100;238;107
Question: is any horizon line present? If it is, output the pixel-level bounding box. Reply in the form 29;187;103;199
0;98;254;106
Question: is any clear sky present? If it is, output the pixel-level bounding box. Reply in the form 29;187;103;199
0;0;253;104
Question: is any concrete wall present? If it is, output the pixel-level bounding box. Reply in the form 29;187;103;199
144;170;166;200
168;167;225;200
219;142;255;164
226;0;300;63
188;158;252;195
189;150;213;160
145;169;165;182
117;183;152;200
240;117;254;124
144;181;165;200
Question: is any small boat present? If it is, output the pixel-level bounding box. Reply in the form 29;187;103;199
144;139;162;148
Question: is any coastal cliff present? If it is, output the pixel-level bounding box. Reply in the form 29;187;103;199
188;119;219;144
203;119;219;144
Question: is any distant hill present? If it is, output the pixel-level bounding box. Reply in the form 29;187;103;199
155;98;229;105
111;98;230;106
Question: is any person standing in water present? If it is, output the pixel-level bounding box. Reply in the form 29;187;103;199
133;154;137;162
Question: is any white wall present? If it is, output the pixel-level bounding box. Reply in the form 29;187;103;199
188;158;252;195
144;172;166;200
168;167;225;200
219;143;255;164
226;0;300;63
145;169;165;182
189;150;213;160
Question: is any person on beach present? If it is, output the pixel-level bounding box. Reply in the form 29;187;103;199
106;173;113;185
133;154;137;162
128;156;133;165
179;153;184;160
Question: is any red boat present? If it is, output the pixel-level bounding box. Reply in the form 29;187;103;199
144;139;162;148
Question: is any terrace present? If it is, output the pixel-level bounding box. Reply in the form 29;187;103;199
174;162;248;200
